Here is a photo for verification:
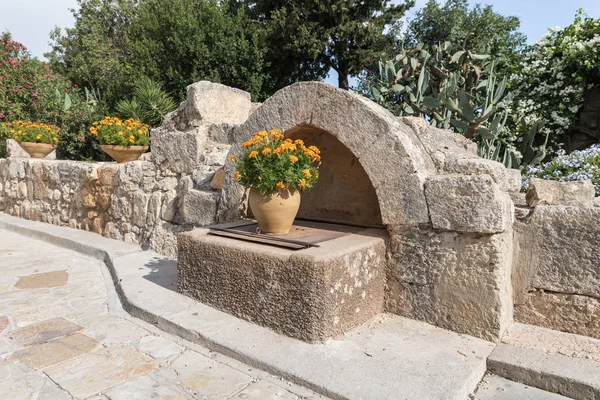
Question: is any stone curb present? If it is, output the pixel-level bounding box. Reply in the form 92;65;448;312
487;344;600;399
0;212;497;400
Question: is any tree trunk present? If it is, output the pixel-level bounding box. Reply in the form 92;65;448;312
338;70;349;90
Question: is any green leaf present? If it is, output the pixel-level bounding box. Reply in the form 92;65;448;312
450;119;468;132
450;50;466;63
391;84;404;93
404;105;414;114
63;93;72;112
476;126;496;140
492;76;507;104
372;87;381;101
471;54;491;60
458;91;475;122
423;96;442;109
410;57;418;70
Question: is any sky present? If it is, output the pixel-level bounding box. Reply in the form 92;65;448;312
1;0;600;86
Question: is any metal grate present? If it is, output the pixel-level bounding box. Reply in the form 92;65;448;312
208;227;319;250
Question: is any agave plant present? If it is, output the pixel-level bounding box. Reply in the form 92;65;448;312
366;41;548;168
116;77;177;127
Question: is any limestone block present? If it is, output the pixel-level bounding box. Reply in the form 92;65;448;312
444;157;511;191
148;221;191;258
425;174;514;233
146;192;162;226
207;123;236;144
526;178;595;207
595;197;600;207
203;145;230;166
210;168;225;190
506;169;523;192
180;188;218;226
375;173;430;226
132;192;149;227
515;290;600;340
178;227;387;342
386;226;514;342
151;128;206;174
161;191;177;222
7;158;26;179
525;206;600;298
169;81;252;129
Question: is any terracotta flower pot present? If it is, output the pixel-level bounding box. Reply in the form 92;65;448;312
100;145;149;164
17;142;56;158
249;188;301;235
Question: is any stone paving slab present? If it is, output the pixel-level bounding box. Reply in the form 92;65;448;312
0;213;496;400
488;344;600;400
476;375;573;400
0;222;325;400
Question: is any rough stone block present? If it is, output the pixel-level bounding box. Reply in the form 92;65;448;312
385;226;514;342
506;168;523;192
526;178;595;207
425;174;514;233
515;290;600;340
151;128;206;174
519;205;600;298
180;188;218;226
444;157;511;191
177;226;387;342
173;81;252;128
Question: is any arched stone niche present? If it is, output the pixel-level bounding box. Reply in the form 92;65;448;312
219;82;436;226
284;124;383;227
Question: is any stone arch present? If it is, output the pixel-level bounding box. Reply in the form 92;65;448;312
220;82;435;226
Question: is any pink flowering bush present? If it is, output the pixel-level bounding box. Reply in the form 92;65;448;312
0;31;102;159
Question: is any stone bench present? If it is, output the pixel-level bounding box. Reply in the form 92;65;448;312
177;221;387;342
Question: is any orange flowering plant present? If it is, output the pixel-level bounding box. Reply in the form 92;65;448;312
0;121;59;145
89;117;150;146
230;128;321;195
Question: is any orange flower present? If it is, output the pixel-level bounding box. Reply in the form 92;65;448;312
294;139;304;146
303;169;312;178
241;138;257;148
234;171;240;180
298;178;306;188
276;181;285;189
269;128;280;136
228;155;236;162
262;148;272;155
289;155;298;163
248;151;259;158
308;145;320;155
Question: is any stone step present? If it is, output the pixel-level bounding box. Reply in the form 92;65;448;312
488;323;600;400
476;374;573;400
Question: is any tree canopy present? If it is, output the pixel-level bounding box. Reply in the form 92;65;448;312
239;0;414;90
405;0;526;68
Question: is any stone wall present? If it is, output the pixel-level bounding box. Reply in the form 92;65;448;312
0;81;254;257
512;179;600;339
3;80;599;344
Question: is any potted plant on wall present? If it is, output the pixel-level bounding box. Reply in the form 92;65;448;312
89;117;150;163
0;121;58;158
230;129;321;235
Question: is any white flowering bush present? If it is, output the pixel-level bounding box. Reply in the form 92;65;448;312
523;144;600;196
508;10;600;153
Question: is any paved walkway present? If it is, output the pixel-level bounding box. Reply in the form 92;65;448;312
0;229;324;400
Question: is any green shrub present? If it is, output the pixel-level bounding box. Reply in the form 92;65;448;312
0;31;103;160
116;77;177;127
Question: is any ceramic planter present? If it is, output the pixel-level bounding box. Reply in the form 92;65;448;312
17;142;55;158
100;145;149;164
249;188;301;235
